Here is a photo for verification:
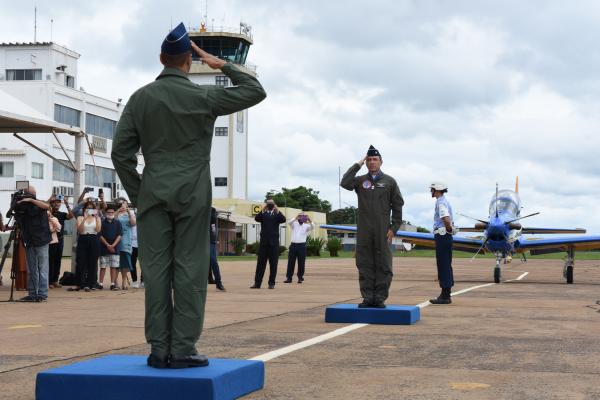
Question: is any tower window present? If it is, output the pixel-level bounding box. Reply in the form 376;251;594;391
6;69;42;81
31;162;44;179
215;76;229;87
215;127;228;136
65;75;75;88
215;177;227;187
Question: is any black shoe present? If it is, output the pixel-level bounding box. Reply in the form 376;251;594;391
298;278;304;283
216;283;226;291
147;354;169;369
429;296;452;304
358;300;372;308
208;279;216;284
36;297;48;302
19;295;37;302
94;282;103;290
283;279;292;283
169;354;209;369
268;284;275;289
371;301;386;308
250;284;260;289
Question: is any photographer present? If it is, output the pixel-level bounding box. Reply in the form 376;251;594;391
47;195;73;288
116;198;136;290
70;199;101;292
15;186;51;302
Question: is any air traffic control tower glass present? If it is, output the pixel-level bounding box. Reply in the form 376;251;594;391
489;190;521;217
191;35;251;65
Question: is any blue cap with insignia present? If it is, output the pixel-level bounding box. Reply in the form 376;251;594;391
367;145;381;159
161;22;191;55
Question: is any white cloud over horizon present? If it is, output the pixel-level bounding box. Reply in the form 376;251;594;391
2;0;600;232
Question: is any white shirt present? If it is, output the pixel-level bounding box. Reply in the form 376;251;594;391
288;219;314;243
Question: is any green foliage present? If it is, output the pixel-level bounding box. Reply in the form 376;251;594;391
325;236;343;257
416;226;431;233
247;242;259;254
265;186;332;213
230;237;247;256
327;207;357;224
307;237;326;256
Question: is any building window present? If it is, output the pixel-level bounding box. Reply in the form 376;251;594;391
31;162;44;179
215;127;228;136
6;69;42;81
53;160;75;183
0;161;14;177
236;111;244;132
65;75;75;88
86;113;116;140
54;104;81;127
215;76;229;87
85;164;116;187
214;177;227;187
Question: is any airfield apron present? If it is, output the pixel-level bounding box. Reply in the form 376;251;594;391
112;64;266;357
341;163;404;302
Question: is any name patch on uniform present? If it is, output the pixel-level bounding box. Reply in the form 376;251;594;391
376;183;386;188
362;180;373;190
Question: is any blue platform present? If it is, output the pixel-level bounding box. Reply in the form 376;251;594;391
325;304;420;325
36;355;264;400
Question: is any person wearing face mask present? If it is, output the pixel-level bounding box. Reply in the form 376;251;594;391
340;145;404;309
284;213;314;284
14;186;52;302
98;204;123;290
115;199;136;290
251;199;286;289
69;199;101;292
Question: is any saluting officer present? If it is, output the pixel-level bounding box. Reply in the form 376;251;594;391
112;22;266;369
429;182;455;304
340;145;404;308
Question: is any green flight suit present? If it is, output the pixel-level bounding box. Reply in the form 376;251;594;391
340;163;404;303
111;64;266;358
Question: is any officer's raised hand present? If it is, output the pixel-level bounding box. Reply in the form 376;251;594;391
191;41;226;70
358;155;367;166
387;229;394;244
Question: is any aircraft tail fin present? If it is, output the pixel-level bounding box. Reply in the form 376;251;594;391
515;176;519;193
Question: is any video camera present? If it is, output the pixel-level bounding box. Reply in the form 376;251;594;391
6;181;33;218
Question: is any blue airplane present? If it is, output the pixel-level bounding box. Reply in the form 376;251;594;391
322;178;600;284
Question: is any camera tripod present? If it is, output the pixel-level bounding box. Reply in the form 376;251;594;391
0;217;22;302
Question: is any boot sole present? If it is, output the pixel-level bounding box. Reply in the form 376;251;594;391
169;360;209;369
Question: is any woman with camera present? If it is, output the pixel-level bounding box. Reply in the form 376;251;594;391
71;199;101;292
116;199;136;290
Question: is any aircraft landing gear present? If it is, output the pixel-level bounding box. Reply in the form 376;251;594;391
563;247;574;284
494;253;502;283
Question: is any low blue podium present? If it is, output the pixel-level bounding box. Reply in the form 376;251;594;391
325;304;420;325
36;355;264;400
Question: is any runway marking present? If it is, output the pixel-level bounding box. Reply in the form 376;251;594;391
7;324;43;330
249;323;368;362
450;382;491;391
250;271;528;362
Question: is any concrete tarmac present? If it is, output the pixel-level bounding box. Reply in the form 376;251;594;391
1;256;600;399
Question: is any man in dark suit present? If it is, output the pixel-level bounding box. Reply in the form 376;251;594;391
251;199;286;289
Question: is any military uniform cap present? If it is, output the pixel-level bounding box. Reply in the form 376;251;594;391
367;145;381;158
161;22;191;55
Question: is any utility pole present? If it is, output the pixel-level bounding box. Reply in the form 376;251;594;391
338;166;341;209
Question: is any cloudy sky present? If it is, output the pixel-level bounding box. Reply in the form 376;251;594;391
3;0;600;232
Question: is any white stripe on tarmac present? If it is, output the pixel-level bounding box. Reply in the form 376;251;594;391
250;271;529;362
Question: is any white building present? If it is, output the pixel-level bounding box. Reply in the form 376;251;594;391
0;41;128;210
0;28;258;215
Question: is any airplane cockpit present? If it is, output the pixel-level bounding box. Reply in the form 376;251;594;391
489;190;521;218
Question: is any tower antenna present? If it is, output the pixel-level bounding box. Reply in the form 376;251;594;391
34;5;37;42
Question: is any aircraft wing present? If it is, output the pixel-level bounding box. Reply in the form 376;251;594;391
521;227;586;234
321;225;485;253
515;235;600;254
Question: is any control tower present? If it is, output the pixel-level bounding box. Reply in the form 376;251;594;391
188;23;256;200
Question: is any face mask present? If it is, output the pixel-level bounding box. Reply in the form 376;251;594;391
266;203;275;210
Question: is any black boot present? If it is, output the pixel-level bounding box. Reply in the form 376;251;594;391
216;282;226;291
430;288;452;304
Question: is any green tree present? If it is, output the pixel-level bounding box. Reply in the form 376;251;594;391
327;207;357;224
265;186;332;212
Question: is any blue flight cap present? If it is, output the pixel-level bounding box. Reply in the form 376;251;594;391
161;22;191;55
367;145;381;159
